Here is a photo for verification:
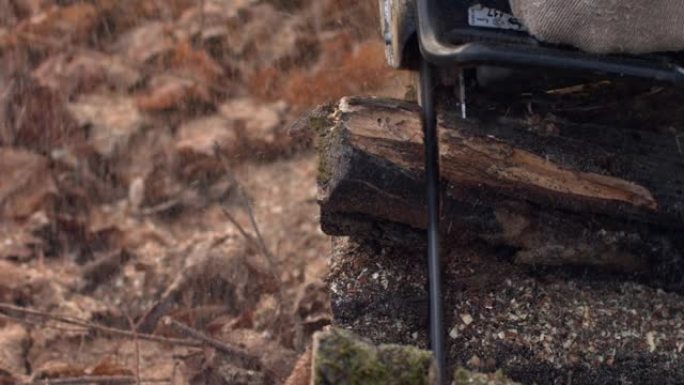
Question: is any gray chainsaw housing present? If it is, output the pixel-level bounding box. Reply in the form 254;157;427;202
379;0;417;69
379;0;519;69
381;0;684;67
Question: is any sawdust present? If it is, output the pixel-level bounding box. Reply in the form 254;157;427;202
329;237;684;384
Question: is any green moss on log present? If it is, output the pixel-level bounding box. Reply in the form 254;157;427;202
312;328;521;385
303;103;336;186
316;127;333;185
312;328;432;385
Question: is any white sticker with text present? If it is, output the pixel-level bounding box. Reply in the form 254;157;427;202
468;4;527;31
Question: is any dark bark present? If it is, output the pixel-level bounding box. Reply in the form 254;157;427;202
317;97;684;274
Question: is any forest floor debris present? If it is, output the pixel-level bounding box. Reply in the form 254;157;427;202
0;1;409;384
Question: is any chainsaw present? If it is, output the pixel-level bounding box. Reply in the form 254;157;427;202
379;1;684;383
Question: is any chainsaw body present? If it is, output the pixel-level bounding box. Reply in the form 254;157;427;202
381;0;519;69
381;0;684;83
380;2;684;384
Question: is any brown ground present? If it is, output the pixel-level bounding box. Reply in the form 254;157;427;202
0;1;410;384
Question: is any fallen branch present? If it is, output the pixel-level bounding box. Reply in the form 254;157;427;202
137;146;286;334
26;375;136;385
0;313;84;334
124;313;142;385
162;317;260;369
135;236;233;334
25;376;170;385
0;303;202;348
213;143;279;275
220;207;281;283
134;287;179;334
213;143;285;316
221;208;256;247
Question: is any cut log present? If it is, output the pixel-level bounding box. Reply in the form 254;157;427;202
317;97;684;280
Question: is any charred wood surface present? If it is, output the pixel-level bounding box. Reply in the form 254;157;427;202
317;97;684;279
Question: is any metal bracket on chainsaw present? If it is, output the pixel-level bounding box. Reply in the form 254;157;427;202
414;1;684;384
416;1;684;81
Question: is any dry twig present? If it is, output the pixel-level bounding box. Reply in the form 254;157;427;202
213;144;283;301
25;376;170;385
212;143;278;270
124;313;142;385
0;303;202;348
25;375;136;385
162;316;260;369
0;313;83;333
213;143;297;343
